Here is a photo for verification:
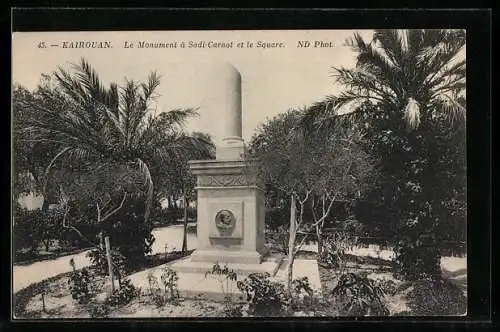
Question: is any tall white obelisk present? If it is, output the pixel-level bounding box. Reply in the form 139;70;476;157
215;62;246;161
173;62;272;268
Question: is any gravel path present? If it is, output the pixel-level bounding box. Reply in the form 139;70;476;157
13;224;197;294
13;224;465;294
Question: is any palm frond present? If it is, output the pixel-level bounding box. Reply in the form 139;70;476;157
402;98;421;130
373;30;406;67
141;71;161;102
137;158;154;222
333;67;397;106
431;93;466;126
157;108;199;130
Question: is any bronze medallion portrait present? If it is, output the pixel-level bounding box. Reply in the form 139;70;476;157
215;209;236;236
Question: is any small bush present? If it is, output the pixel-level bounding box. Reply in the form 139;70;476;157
145;272;165;308
289;277;324;314
144;268;180;308
87;301;110;318
372;278;398;297
205;263;241;317
68;268;103;305
318;232;357;270
221;295;244;317
265;206;290;231
331;272;390;316
160;267;180;304
237;272;287;316
99;197;156;268
406;278;466;316
105;278;138;307
186;224;197;235
393;236;441;281
87;247;127;278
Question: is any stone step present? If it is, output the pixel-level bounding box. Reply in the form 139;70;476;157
128;257;321;302
171;254;283;277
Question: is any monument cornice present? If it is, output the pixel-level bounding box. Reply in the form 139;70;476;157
188;158;261;176
195;185;265;192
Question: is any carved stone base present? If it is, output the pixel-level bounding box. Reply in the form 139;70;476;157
172;251;280;275
188;158;267;267
189;247;269;264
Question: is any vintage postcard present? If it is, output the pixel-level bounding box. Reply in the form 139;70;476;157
12;29;467;319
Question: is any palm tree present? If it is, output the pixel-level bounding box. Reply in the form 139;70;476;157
301;30;467;279
308;29;466;130
15;58;211;224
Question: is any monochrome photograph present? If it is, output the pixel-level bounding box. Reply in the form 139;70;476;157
11;29;467;319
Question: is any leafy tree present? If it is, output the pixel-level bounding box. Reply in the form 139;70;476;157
153;131;214;252
248;109;310;298
13;204;63;256
50;160;157;266
249;108;377;296
12;83;59;205
305;29;466;279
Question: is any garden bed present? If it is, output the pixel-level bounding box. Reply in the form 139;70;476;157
14;247;93;266
315;252;466;317
13;250;195;319
14;249;466;318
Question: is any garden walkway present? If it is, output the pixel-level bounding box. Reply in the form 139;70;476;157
13;224;197;293
13;224;466;294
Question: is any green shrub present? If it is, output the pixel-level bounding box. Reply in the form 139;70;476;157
186;224;197;235
318;232;357;270
87;247;127;278
289;277;325;314
144;268;180;308
105;278;138;307
265;225;290;255
406;278;466;316
205;263;241;317
99;197;155;269
160;267;180;304
68;268;103;304
393;235;441;280
237;272;287;316
372;278;398;297
331;272;390;316
145;272;165;308
13;206;62;255
86;301;110;318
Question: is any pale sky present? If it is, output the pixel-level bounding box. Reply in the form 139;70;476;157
12;30;373;143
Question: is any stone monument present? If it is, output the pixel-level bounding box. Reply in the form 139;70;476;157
131;62;322;302
171;63;281;292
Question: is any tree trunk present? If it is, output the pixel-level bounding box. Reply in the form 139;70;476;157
316;225;323;257
286;194;297;299
31;239;39;254
41;199;49;212
182;195;189;254
41;291;46;313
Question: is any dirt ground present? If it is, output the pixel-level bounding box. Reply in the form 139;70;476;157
16;253;408;318
14;245;466;318
17;271;227;319
109;298;225;318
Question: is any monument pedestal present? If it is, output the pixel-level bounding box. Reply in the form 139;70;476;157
172;158;282;279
